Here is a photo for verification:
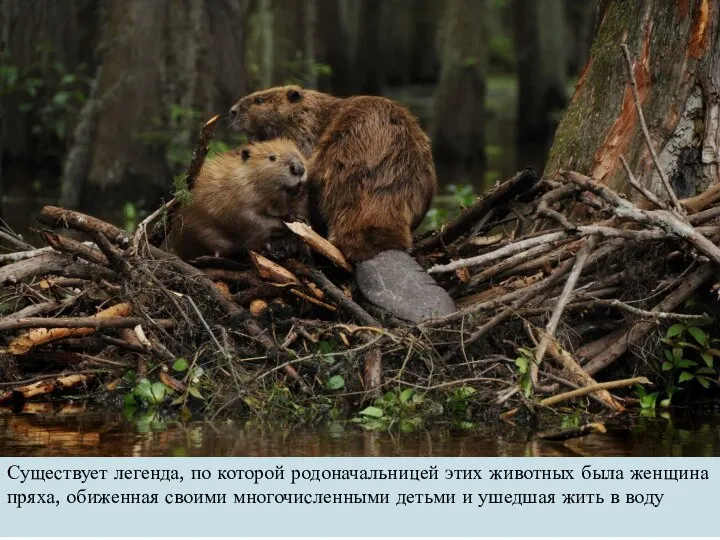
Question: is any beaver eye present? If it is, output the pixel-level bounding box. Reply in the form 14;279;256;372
254;97;265;105
269;154;276;162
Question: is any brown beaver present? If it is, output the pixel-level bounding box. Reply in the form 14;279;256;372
229;86;455;322
169;138;308;261
229;85;436;262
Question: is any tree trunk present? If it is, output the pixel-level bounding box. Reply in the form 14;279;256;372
69;0;253;217
316;0;352;95
431;0;487;169
544;0;719;202
513;0;568;144
355;0;383;94
303;0;318;89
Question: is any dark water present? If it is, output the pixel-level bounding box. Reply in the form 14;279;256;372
1;403;719;457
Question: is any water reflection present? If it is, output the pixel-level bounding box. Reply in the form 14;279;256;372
1;403;719;457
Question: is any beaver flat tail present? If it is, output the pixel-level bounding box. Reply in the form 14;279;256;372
356;250;455;323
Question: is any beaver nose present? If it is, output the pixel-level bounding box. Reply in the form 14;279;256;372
289;159;305;177
229;104;238;117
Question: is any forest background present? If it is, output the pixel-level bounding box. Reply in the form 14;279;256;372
0;0;601;235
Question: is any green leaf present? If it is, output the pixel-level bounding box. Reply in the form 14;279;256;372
515;357;529;373
325;375;345;391
659;337;674;345
696;376;712;389
678;371;695;383
150;382;169;404
317;341;333;355
659;398;671;408
358;406;384;418
695;367;716;375
187;386;204;400
676;341;700;350
454;386;477;400
677;359;698;368
687;327;707;347
516;347;534;358
666;323;685;338
663;349;674;363
701;352;714;368
661;361;674;372
672;348;683;362
399;388;415;404
172;358;189;372
706;348;720;356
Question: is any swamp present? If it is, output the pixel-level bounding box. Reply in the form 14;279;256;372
2;0;720;457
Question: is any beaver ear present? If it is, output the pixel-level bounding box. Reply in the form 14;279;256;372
241;148;250;161
287;88;303;103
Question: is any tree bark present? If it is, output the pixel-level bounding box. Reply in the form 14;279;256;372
544;0;720;202
431;0;487;169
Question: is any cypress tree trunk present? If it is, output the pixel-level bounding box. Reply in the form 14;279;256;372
431;0;487;169
513;0;568;143
545;0;719;201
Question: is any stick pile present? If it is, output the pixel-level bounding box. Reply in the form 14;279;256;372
0;163;718;417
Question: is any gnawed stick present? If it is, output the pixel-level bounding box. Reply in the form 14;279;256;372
539;376;649;408
6;302;132;355
544;337;622;411
502;377;649;420
531;237;597;387
0;373;95;405
0;315;174;332
284;221;352;272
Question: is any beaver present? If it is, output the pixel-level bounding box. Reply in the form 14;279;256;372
229;85;437;262
229;86;455;322
169;138;309;261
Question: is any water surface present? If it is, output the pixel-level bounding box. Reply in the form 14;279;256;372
2;404;719;457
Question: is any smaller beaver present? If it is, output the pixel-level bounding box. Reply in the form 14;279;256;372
169;139;308;261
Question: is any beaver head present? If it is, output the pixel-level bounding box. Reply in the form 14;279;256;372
230;85;340;158
235;138;308;218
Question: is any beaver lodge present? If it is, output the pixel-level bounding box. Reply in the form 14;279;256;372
2;111;720;428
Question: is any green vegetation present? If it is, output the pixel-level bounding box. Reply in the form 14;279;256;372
136;104;246;173
514;346;535;397
424;183;477;229
0;44;91;147
660;320;719;390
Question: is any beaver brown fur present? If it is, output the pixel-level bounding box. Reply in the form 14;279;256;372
169;138;308;261
230;85;436;262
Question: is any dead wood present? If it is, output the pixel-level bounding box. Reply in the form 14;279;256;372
583;264;715;375
285;221;352;272
3;153;718;419
415;168;538;252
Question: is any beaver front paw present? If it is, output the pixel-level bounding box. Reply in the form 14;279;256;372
264;235;312;263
